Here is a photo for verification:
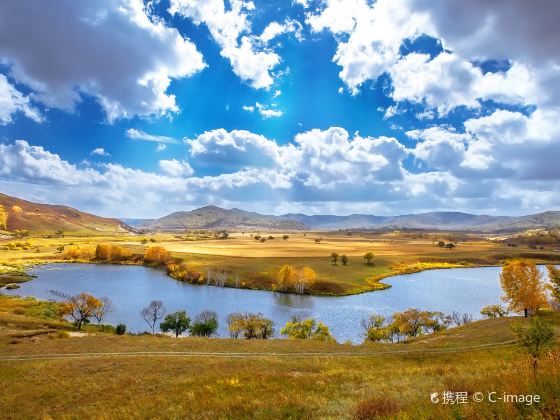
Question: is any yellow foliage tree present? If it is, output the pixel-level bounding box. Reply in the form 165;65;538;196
546;265;560;309
60;293;102;330
500;260;548;317
64;245;95;260
144;246;172;265
11;205;23;214
295;266;317;294
95;244;112;260
275;264;296;292
0;204;8;230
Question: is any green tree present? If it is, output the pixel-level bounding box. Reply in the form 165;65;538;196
547;265;560;309
330;252;339;265
341;255;348;266
0;204;8;230
281;317;333;341
363;252;374;266
511;316;554;374
160;310;190;337
189;310;218;337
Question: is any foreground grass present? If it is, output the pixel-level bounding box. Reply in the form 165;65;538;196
1;296;560;419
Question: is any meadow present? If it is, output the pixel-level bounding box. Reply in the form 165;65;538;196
0;295;559;419
1;229;559;295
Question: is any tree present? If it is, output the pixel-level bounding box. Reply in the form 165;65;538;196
282;235;289;240
363;252;374;266
341;255;348;266
0;204;8;230
480;304;509;319
547;265;560;309
392;308;431;338
330;252;339;265
141;300;166;333
92;297;114;325
437;240;445;247
160;310;190;337
144;246;172;266
227;313;274;339
280;317;333;341
189;310;219;337
294;266;317;294
362;314;389;342
425;311;452;333
60;293;102;330
500;260;548;317
115;324;126;335
445;242;455;250
511;316;554;374
275;264;296;292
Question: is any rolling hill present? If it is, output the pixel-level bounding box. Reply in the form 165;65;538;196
0;193;134;234
142;205;306;231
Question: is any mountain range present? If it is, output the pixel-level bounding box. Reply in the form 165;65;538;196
137;206;560;233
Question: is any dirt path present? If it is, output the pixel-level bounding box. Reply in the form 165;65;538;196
0;340;515;361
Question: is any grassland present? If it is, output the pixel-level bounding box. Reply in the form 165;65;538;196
1;295;559;419
1;230;560;295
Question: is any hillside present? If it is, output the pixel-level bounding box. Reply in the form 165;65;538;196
0;193;133;234
143;205;307;231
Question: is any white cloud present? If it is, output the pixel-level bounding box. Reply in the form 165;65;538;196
0;75;43;124
159;159;194;177
259;19;303;44
169;0;282;89
307;0;430;94
0;0;205;121
91;148;110;157
256;102;283;118
242;105;255;112
390;52;537;115
126;128;180;144
156;144;167;152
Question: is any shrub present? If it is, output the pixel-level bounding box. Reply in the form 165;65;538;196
353;397;399;420
144;246;172;265
189;311;219;337
115;324;127;335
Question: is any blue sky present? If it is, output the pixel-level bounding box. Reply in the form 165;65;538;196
0;0;559;218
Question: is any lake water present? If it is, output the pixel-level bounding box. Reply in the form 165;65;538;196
2;263;528;342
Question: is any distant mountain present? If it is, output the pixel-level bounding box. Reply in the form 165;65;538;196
121;218;154;228
143;205;307;231
142;206;560;232
0;193;134;234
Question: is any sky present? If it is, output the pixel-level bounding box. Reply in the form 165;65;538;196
0;0;559;218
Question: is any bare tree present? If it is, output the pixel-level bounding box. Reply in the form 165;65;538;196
92;296;114;325
141;300;166;333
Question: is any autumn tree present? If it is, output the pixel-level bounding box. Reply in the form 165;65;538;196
547;265;560;309
95;244;112;260
511;316;554;374
392;308;431;338
275;264;296;292
480;304;509;319
295;266;316;294
280;317;333;341
144;246;172;266
92;297;114;325
160;310;190;337
363;252;375;266
189;310;219;337
341;255;348;266
0;204;8;230
500;260;547;317
331;252;339;265
362;314;389;342
141;300;166;333
60;293;102;330
226;312;274;339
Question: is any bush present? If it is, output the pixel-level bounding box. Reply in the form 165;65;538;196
115;324;127;335
353;397;399;420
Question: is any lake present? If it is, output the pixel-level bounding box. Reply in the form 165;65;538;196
3;263;528;342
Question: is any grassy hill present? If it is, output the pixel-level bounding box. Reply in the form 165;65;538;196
0;193;134;235
0;295;559;419
144;205;307;231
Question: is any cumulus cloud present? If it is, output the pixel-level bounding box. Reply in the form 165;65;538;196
91;148;110;157
0;0;205;121
159;159;194;177
169;0;282;89
126;128;180;144
0;75;43;124
256;103;283;118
